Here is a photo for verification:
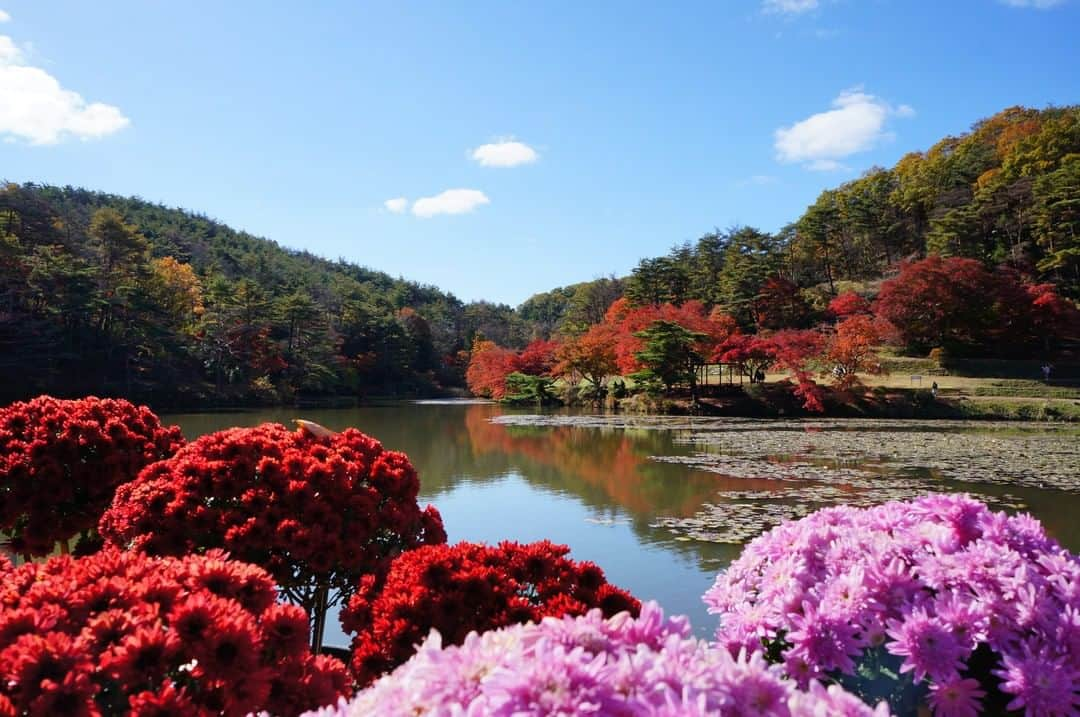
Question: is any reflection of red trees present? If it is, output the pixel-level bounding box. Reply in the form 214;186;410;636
463;407;716;517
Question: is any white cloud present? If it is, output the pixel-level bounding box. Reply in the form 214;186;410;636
383;197;408;214
1000;0;1065;7
0;33;129;145
0;10;11;23
0;34;19;62
774;89;912;171
411;189;490;218
763;0;818;14
470;139;538;168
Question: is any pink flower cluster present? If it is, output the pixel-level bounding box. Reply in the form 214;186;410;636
703;494;1080;716
310;602;887;716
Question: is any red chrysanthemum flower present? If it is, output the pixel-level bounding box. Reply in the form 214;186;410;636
0;548;349;716
0;396;184;556
99;423;445;625
340;540;640;685
125;682;196;717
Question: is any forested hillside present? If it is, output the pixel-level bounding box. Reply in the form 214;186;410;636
2;105;1077;406
518;105;1079;343
622;106;1078;313
0;185;527;405
469;105;1080;408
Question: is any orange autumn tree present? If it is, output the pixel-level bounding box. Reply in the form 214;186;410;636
465;339;520;399
824;315;895;389
553;323;619;393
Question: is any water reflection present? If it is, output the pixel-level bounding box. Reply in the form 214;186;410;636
164;402;1080;641
168;405;733;555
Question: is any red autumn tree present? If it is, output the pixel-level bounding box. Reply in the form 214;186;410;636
753;277;815;330
603;296;633;325
714;331;826;411
874;256;1004;354
713;333;777;382
827;292;872;319
0;549;349;716
610;303;666;376
824;316;894;389
609;300;730;375
99;422;445;651
707;307;740;342
876;256;1079;357
0;396;184;556
466;339;565;399
1025;283;1080;354
465;340;520;399
339;541;640;686
515;339;561;376
771;329;827;412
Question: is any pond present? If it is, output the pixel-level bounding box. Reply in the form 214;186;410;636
164;401;1080;648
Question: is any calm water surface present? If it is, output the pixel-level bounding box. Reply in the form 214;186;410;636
164;401;1080;648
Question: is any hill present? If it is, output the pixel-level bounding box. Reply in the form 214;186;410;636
2;105;1076;408
520;105;1079;338
0;184;528;406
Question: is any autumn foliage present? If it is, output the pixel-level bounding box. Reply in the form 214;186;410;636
875;256;1078;355
465;339;559;399
713;333;778;382
99;423;445;614
552;323;619;391
0;396;184;556
827;292;872;319
0;549;349;716
825;315;895;389
515;339;560;376
339;541;640;686
603;298;737;375
753;277;814;330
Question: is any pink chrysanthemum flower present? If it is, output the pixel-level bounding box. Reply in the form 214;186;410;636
314;602;886;716
886;608;965;683
927;677;985;717
995;647;1080;716
704;495;1080;714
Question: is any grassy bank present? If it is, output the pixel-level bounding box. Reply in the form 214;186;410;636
612;380;1080;422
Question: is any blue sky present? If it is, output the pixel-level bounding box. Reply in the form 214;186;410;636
0;1;1076;305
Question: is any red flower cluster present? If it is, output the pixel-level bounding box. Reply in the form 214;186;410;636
0;396;184;556
99;423;445;607
0;548;349;716
340;540;641;685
